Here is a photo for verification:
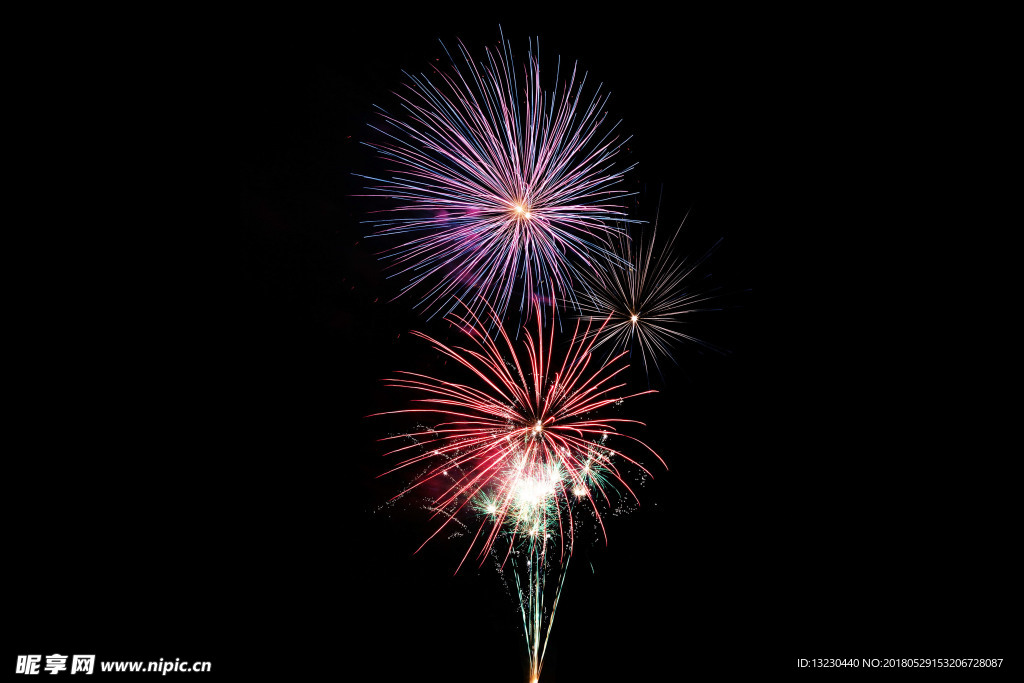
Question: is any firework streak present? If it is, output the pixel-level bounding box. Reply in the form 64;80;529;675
358;31;636;324
373;302;665;681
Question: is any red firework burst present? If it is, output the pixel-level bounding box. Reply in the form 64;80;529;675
372;301;665;570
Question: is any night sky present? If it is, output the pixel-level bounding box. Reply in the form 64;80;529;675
10;7;1014;681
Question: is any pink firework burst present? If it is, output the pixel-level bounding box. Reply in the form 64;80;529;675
358;31;636;324
371;300;665;571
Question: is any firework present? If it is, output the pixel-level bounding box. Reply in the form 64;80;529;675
576;205;723;379
358;31;636;324
372;301;664;681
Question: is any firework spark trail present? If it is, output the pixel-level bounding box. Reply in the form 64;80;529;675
576;203;724;379
511;537;571;683
357;30;637;324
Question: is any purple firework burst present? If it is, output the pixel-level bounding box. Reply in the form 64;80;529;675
358;31;637;324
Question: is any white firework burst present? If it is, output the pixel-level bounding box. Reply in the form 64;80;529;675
577;206;723;379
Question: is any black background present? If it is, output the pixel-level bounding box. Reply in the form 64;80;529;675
10;6;1015;681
